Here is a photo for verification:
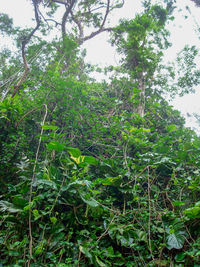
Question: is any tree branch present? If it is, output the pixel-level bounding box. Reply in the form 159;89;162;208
12;0;41;98
100;0;110;30
61;0;76;40
80;0;124;43
81;27;113;43
52;0;69;4
70;11;84;41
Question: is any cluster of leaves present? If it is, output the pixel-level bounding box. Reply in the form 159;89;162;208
1;1;200;266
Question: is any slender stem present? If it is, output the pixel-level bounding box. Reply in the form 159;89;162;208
147;166;154;260
28;104;48;263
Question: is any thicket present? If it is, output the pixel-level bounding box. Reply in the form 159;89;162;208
1;0;200;266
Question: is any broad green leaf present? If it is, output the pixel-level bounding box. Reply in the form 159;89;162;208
137;230;147;242
175;252;185;262
95;256;108;267
167;124;177;132
34;246;43;256
34;179;57;190
80;194;98;207
79;246;92;259
195;201;200;207
71;155;85;164
66;147;81;157
0;200;22;213
82;198;99;207
50;216;57;225
33;209;40;220
167;232;186;250
48;141;65;152
172;201;185;206
83;156;98;165
12;196;28;208
102;176;121;185
184;207;200;218
41;125;58;131
157;227;165;233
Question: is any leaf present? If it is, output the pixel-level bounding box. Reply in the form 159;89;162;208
0;200;22;213
80;194;99;207
167;124;177;133
66;147;81;158
102;176;121;185
167;232;186;250
48;141;65;152
172;201;185;206
34;246;43;256
83;156;98;165
50;216;57;225
79;245;92;259
71;155;85;164
41;124;58;131
33;209;41;220
184;207;200;218
12;196;28;208
175;252;185;262
71;155;98;166
33;179;57;190
195;201;200;207
95;256;108;267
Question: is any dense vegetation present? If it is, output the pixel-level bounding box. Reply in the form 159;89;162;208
1;0;200;266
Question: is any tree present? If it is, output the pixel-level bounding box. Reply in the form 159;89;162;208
110;4;171;116
191;0;200;7
1;1;200;266
1;0;124;98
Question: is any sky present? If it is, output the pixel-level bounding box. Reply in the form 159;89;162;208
1;0;200;133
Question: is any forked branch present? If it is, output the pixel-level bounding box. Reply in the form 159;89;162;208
12;0;41;98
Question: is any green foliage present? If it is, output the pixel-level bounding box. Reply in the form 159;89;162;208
1;1;200;266
0;13;16;36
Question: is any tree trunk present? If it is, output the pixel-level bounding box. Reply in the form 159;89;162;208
137;72;145;117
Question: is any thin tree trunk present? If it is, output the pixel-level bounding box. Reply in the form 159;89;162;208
137;72;145;117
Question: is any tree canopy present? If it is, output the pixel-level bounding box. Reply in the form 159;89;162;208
1;0;200;266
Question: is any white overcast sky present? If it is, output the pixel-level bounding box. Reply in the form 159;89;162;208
1;0;200;133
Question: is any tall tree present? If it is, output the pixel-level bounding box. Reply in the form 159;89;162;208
111;4;171;117
1;0;125;98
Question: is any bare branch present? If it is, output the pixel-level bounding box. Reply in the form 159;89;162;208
51;0;68;4
70;10;84;41
100;0;110;30
12;0;41;98
46;18;62;26
61;0;76;40
81;27;113;43
80;0;124;44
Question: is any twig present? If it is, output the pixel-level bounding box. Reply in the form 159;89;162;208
97;214;117;241
95;199;119;214
28;104;48;264
123;141;130;173
15;107;39;127
185;224;195;243
147;166;154;261
121;166;149;188
77;249;82;267
49;174;66;214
